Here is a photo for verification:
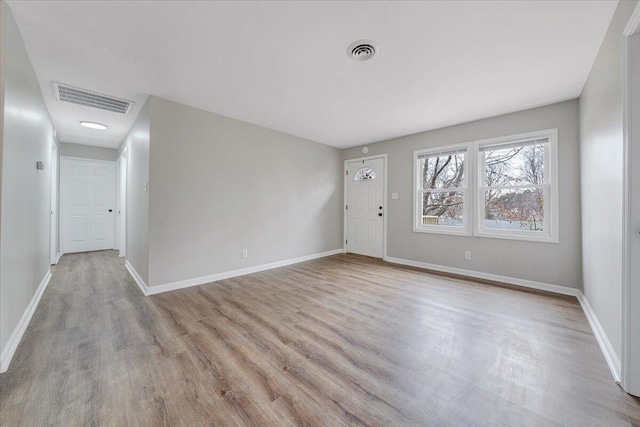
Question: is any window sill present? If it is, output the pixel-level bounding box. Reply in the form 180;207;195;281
413;226;471;237
474;230;558;244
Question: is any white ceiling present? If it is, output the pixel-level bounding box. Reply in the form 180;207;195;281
8;1;617;149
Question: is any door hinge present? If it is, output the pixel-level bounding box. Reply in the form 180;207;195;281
346;170;348;175
345;204;348;210
345;239;348;245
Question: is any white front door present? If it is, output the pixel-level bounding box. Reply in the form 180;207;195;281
346;157;384;258
60;157;116;253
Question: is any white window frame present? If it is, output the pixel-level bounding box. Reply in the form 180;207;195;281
474;128;559;243
413;143;472;236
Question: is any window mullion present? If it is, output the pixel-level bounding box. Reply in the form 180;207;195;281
477;150;486;235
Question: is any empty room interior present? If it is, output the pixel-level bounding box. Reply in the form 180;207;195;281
2;0;640;425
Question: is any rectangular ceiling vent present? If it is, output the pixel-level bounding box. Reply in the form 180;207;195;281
52;82;134;114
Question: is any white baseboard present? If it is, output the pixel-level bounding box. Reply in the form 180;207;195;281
576;292;621;382
52;252;63;265
383;256;580;296
125;260;149;296
135;249;344;296
383;256;621;382
0;269;52;373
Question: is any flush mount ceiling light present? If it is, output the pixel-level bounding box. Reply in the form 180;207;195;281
348;40;378;62
80;121;108;130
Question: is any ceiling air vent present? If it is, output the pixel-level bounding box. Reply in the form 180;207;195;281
52;82;134;114
348;40;378;62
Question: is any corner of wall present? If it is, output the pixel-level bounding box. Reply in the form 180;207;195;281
577;0;639;370
123;96;151;286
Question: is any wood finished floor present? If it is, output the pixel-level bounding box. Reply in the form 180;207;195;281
1;251;639;426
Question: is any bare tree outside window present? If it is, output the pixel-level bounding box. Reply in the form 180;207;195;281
419;151;466;227
418;142;546;231
415;131;556;240
482;142;546;232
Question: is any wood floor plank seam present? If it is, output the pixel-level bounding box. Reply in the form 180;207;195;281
1;250;639;426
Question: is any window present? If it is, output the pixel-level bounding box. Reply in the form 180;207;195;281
353;167;376;181
476;129;558;242
412;129;558;242
414;144;470;235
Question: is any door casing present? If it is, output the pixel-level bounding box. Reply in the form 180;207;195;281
117;149;128;257
50;142;58;264
622;2;640;397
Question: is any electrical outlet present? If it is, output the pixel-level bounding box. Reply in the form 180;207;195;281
242;249;248;259
464;251;472;260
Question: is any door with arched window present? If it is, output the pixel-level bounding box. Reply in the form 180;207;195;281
346;157;384;258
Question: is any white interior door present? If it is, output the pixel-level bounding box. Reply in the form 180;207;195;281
60;157;116;253
346;157;384;258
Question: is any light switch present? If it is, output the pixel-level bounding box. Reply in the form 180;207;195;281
391;192;399;200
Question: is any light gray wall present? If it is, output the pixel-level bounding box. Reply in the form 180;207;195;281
58;141;118;162
343;100;582;289
579;0;638;361
147;96;343;287
121;98;150;284
0;1;55;357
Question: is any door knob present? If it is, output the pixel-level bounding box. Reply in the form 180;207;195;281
378;213;383;217
379;206;383;209
108;209;113;212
